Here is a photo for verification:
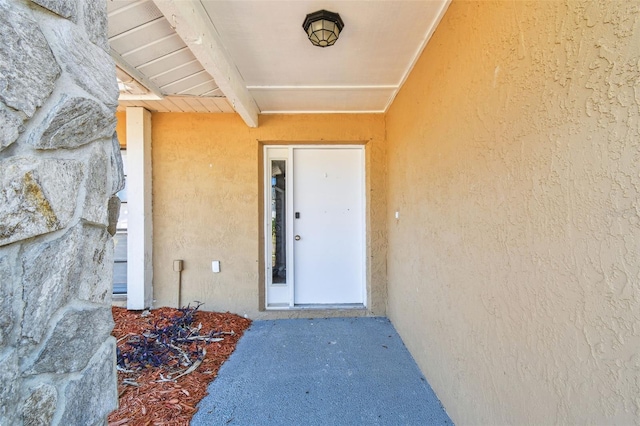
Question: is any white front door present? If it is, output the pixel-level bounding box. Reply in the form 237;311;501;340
264;146;365;308
293;148;364;304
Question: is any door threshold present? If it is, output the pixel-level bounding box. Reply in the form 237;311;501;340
266;303;366;311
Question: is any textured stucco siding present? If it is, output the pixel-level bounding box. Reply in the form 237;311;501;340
385;1;640;424
149;113;387;319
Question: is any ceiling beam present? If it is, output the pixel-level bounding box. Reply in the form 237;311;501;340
152;0;260;127
111;49;165;100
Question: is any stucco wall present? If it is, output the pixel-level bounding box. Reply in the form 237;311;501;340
148;113;386;319
385;1;640;424
116;111;126;147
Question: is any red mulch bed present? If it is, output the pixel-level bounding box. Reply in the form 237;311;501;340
107;307;251;426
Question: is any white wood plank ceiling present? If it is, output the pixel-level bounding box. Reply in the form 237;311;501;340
108;0;450;126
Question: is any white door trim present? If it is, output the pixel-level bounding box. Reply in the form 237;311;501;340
263;145;366;310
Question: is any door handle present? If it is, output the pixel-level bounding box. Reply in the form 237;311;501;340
295;235;301;241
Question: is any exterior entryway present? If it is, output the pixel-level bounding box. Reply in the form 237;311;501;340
265;146;365;308
191;318;452;425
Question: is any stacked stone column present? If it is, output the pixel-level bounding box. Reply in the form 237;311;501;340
0;0;121;424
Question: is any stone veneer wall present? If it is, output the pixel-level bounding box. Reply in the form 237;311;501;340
0;0;121;424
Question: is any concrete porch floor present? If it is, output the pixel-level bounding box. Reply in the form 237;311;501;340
191;317;452;425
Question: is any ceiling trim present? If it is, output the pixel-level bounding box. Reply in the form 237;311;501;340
111;48;165;99
119;93;164;101
120;33;180;60
136;46;190;72
109;16;165;43
176;79;217;95
148;59;199;80
247;85;398;91
152;0;260;128
108;0;150;30
260;110;386;115
159;70;208;90
384;0;452;111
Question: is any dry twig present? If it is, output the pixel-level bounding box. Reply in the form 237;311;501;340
108;307;251;425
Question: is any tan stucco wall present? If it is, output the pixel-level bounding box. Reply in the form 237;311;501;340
115;111;126;147
148;113;386;319
386;1;640;424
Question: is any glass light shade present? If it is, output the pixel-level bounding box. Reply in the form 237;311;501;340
302;10;344;48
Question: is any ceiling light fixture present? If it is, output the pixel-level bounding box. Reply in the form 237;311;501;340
302;10;344;48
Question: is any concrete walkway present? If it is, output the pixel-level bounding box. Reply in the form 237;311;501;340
192;317;452;425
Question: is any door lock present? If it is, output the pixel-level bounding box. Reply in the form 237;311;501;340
295;235;301;241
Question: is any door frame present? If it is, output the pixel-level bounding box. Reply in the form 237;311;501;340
263;145;367;310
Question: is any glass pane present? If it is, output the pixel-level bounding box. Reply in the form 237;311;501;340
271;160;286;284
113;232;128;261
117;202;128;230
112;261;127;294
117;187;127;203
117;150;128;202
113;149;129;295
120;150;127;176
